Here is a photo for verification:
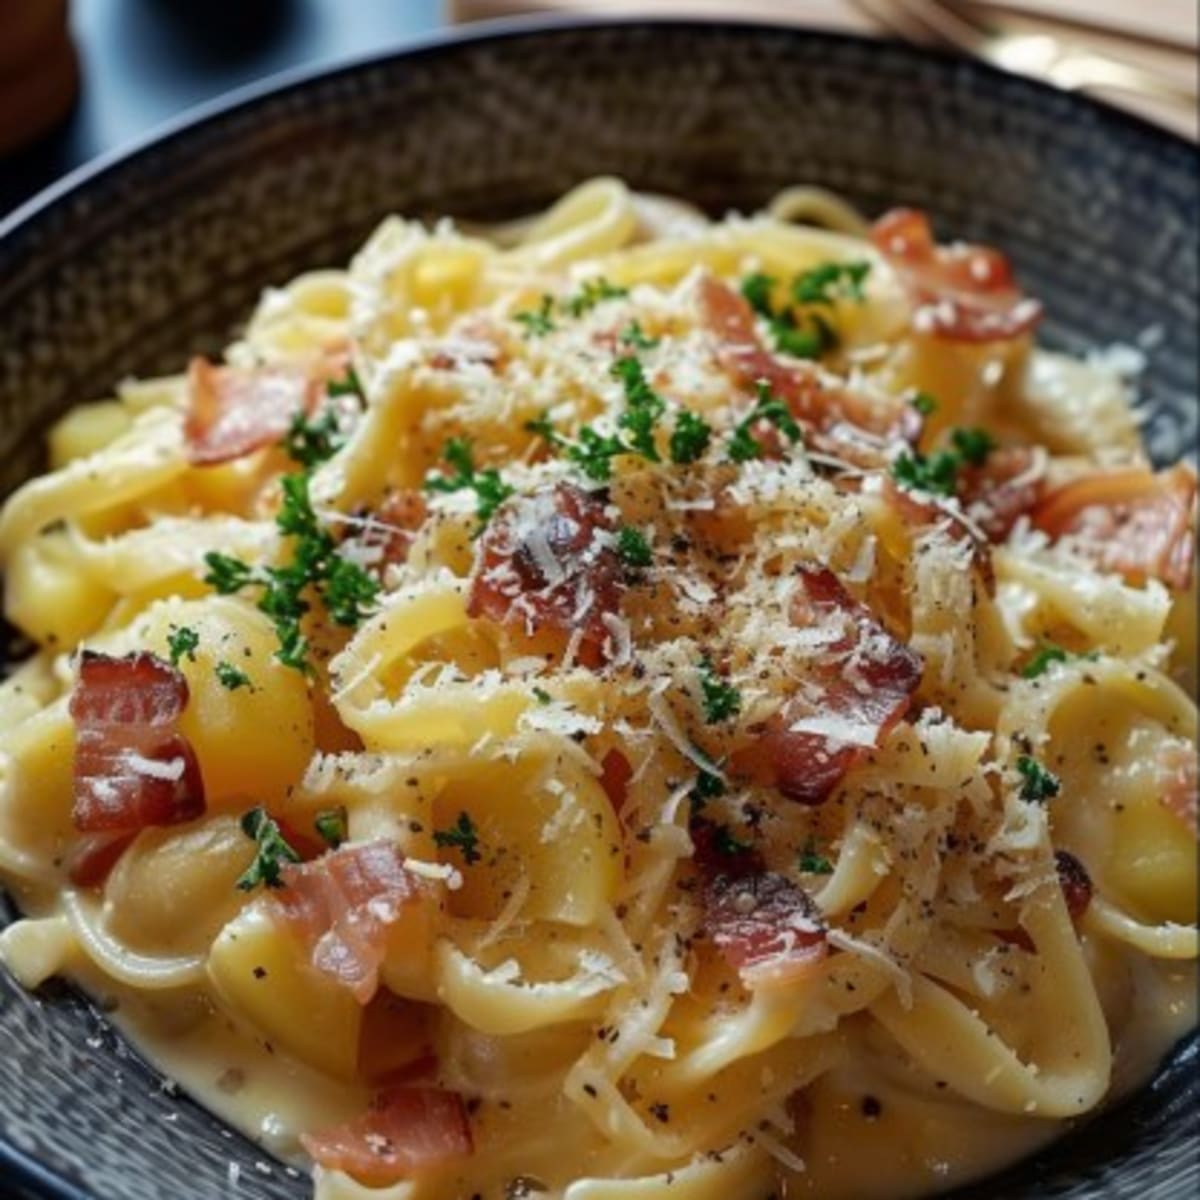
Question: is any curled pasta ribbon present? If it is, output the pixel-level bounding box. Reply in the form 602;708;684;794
870;881;1111;1118
1083;896;1198;960
238;270;352;363
330;580;528;752
0;915;77;988
61;889;207;991
0;408;186;561
563;1139;775;1200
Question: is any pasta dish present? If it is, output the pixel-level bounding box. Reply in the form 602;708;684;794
0;178;1195;1199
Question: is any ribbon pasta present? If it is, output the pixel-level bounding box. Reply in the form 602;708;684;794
0;178;1195;1200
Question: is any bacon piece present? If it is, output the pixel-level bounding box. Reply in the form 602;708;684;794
1031;464;1197;591
468;482;622;668
744;568;922;805
69;651;205;836
870;208;1042;343
1054;849;1093;922
184;357;317;466
344;490;428;573
691;821;827;989
301;1087;472;1186
599;748;633;817
269;841;438;1005
696;275;914;447
1157;740;1197;837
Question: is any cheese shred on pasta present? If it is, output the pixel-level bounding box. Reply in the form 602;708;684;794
0;178;1196;1200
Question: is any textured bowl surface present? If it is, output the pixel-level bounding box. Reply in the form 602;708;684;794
0;17;1196;1200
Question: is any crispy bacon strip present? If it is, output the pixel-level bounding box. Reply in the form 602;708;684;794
697;275;917;447
468;482;622;668
870;208;1042;343
301;1086;472;1186
344;490;429;574
69;651;204;836
691;821;827;989
269;842;438;1005
184;357;317;466
744;568;922;805
1031;463;1197;591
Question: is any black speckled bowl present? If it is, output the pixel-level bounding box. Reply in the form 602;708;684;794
0;17;1196;1200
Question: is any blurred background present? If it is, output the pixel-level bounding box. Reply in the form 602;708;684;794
1;0;1196;220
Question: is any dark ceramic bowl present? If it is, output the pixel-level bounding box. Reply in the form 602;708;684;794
0;17;1196;1200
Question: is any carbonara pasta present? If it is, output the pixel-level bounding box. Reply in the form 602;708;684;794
0;178;1195;1199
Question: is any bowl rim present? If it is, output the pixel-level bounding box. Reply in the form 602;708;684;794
1;11;1195;250
0;13;1195;1200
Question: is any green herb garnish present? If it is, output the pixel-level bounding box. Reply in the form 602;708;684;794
688;769;725;814
714;825;753;856
727;383;803;464
532;686;552;705
284;408;343;469
792;260;871;307
950;427;996;467
236;807;301;891
215;661;251;691
669;410;713;465
619;320;660;351
798;837;834;875
616;525;653;569
514;295;557;338
1016;755;1061;804
1021;643;1098;679
327;366;366;405
611;356;665;462
910;392;939;417
890;426;995;498
424;437;514;527
433;811;482;865
698;657;742;724
563;277;628;317
314;806;348;849
166;625;199;668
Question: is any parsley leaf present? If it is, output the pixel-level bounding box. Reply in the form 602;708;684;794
616;525;653;569
698;657;742;724
891;449;960;497
1016;755;1061;803
567;426;627;482
1021;643;1098;679
669;410;712;465
284;408;343;469
688;769;725;814
236;807;301;891
611;356;665;462
792;260;871;307
514;295;556;338
798;837;834;875
314;806;348;849
563;277;628;317
910;391;939;417
167;625;199;667
619;320;660;351
950;427;996;467
727;383;803;463
524;411;565;447
740;273;777;319
204;553;257;595
215;661;251;691
714;825;753;856
424;437;514;527
433;811;482;865
532;686;552;705
327;366;366;405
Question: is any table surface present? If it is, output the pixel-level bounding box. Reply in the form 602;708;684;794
1;0;445;219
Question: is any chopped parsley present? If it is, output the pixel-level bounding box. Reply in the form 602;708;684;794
910;391;939;417
326;365;366;405
792;260;871;306
563;276;628;317
166;625;199;667
424;437;514;527
890;426;995;498
1016;755;1061;804
698;657;742;724
798;837;834;875
688;769;725;814
714;825;753;856
1022;643;1069;679
236;807;301;891
740;273;776;319
611;356;665;462
619;320;660;351
433;811;482;865
532;686;552;705
727;383;803;463
283;408;343;469
314;806;348;849
616;525;653;569
514;295;557;338
203;469;378;673
568;426;628;482
215;661;251;691
669;410;712;465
